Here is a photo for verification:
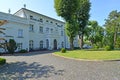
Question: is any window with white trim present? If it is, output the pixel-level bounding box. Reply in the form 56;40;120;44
18;29;23;37
29;24;34;32
40;41;43;49
39;26;43;33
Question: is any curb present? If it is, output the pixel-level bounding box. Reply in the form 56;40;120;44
52;53;120;62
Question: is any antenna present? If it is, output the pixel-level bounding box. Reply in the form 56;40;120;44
8;9;11;14
24;4;26;8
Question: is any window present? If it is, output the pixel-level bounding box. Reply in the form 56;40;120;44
61;31;63;36
29;40;34;50
50;21;53;23
40;41;43;49
39;26;43;33
18;29;23;37
46;39;49;49
46;28;49;33
17;43;22;51
46;20;49;22
30;15;33;19
51;28;53;33
29;24;34;32
61;42;64;48
40;18;43;22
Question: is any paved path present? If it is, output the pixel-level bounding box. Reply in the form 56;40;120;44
0;51;120;80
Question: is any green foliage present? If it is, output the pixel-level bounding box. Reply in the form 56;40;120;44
65;22;78;49
54;0;78;21
94;45;99;50
0;58;6;65
104;10;120;49
55;50;120;60
19;49;28;53
54;0;79;50
6;39;17;54
104;46;111;51
76;0;91;49
85;20;104;47
61;48;66;53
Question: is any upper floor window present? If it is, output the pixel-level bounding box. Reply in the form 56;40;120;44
61;31;63;36
46;28;49;33
18;29;23;37
29;24;34;32
50;21;53;24
39;26;43;33
40;18;43;22
51;28;53;33
30;15;33;19
46;20;49;22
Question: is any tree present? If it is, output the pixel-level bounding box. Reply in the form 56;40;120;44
6;39;17;54
0;20;7;52
54;0;78;49
104;10;120;49
76;0;91;49
65;21;78;49
54;0;78;22
85;21;104;47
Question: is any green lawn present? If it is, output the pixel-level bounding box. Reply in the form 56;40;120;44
54;50;120;60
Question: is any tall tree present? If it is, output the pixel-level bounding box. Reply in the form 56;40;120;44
104;10;120;49
76;0;91;49
85;21;104;47
54;0;78;49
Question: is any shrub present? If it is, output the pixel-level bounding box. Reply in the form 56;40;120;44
6;39;17;54
19;49;28;53
0;58;6;65
94;45;99;50
105;46;111;51
61;48;66;53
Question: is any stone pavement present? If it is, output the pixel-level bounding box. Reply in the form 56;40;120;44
0;51;120;80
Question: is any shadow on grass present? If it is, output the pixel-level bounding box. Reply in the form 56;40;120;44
0;62;65;79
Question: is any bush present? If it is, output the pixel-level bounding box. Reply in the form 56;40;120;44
19;49;28;53
105;46;111;51
94;45;99;50
61;48;66;53
0;58;6;65
6;39;17;54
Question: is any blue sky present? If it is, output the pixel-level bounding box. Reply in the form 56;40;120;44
0;0;120;26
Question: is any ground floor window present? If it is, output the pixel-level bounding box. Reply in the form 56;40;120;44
17;43;22;51
40;40;43;49
46;39;49;49
29;40;34;50
61;42;64;48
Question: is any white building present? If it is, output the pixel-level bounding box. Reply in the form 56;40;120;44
0;8;78;52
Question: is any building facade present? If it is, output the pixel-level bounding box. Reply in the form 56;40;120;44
0;8;78;52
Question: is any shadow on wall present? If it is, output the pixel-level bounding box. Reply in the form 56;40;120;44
0;62;65;79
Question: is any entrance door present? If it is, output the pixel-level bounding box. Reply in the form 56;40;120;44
54;39;57;50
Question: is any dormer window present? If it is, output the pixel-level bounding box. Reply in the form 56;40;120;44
40;18;43;22
46;20;49;22
30;15;33;19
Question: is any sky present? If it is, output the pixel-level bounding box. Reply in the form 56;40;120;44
0;0;120;26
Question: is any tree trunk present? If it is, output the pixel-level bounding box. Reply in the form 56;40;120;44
114;32;117;48
70;38;74;50
79;34;83;49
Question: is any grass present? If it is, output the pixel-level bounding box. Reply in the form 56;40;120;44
0;58;6;65
54;50;120;60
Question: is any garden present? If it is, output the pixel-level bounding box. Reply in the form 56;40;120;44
54;49;120;61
